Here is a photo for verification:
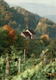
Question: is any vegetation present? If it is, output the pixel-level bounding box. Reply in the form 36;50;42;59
0;26;56;80
0;0;56;80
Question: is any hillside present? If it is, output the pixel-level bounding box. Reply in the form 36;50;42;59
0;0;56;39
0;0;40;32
35;18;56;38
45;15;56;23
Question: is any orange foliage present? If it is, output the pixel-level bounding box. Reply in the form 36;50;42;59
3;25;13;32
8;30;16;38
41;34;49;40
3;25;16;39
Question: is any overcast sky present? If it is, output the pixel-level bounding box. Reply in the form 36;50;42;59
4;0;56;17
4;0;56;6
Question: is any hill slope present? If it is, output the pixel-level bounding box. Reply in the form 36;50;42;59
0;0;56;38
0;0;40;32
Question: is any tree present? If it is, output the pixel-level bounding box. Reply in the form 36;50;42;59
28;40;44;57
0;27;16;78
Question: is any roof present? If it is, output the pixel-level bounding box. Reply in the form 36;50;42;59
23;32;31;38
29;29;35;34
26;29;35;34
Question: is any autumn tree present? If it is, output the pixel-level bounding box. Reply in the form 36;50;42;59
40;34;50;46
0;26;16;77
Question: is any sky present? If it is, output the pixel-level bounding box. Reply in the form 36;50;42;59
4;0;56;21
4;0;56;6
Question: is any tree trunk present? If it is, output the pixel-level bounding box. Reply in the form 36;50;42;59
5;53;10;77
